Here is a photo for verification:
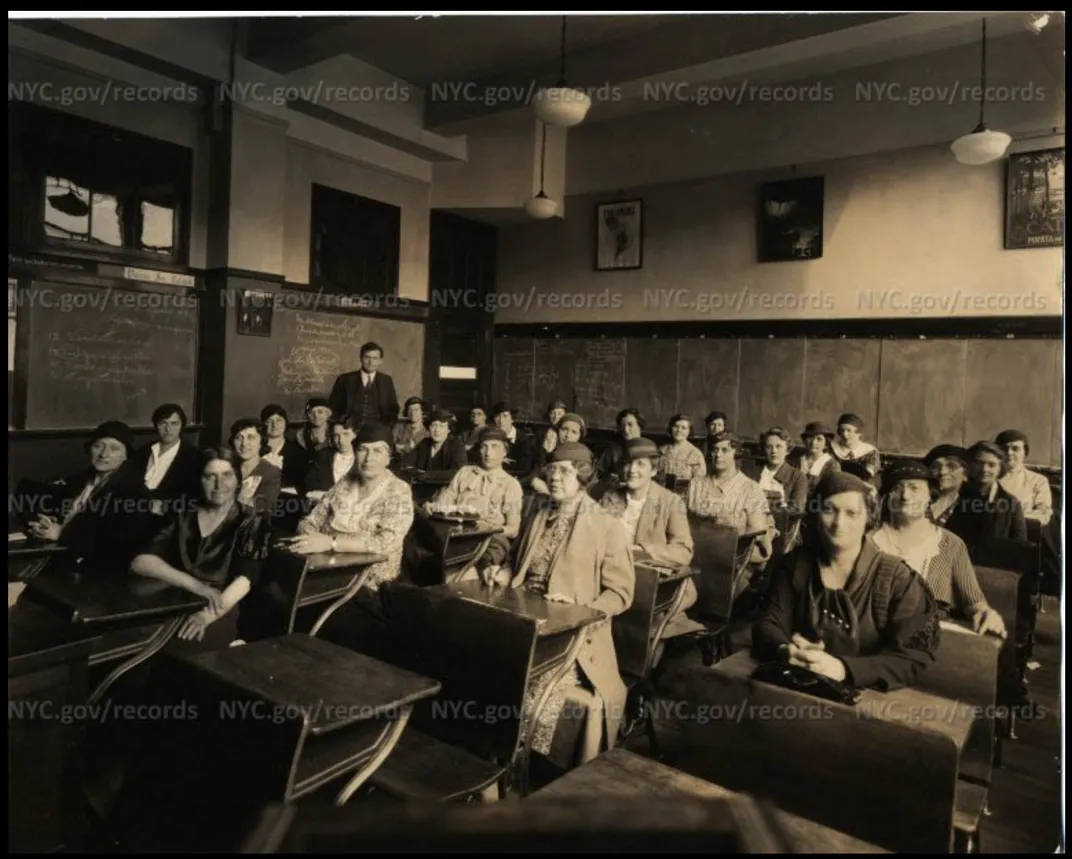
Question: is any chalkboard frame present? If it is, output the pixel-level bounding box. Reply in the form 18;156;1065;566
11;274;202;432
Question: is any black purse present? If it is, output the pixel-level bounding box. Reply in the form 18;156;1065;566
750;662;860;707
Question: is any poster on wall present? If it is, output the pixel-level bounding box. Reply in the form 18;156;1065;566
757;176;824;262
1005;147;1064;249
594;199;643;271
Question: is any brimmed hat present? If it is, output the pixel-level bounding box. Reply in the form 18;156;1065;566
801;421;836;440
880;459;934;494
813;471;874;505
549;442;594;468
428;408;455;424
922;444;969;467
477;426;508;445
355;423;394;451
625;437;659;460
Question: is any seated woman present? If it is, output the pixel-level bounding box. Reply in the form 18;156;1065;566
944;441;1028;550
405;408;467;472
302;415;358;500
393;396;429;456
593;408;647;494
260;404;309;489
228;419;282;517
488;402;535;474
287;423;415;652
753;471;940;692
657;414;706;485
296;397;333;455
756;427;808;514
461;405;488;452
129;448;273;653
531;413;587;496
18;421;154;573
545;400;567;432
702;411;728;464
923;444;970;526
481;442;634;769
601;437;697;642
871;460;1005;637
792;421;841;495
996;429;1054;528
133;403;202;520
830;413;882;481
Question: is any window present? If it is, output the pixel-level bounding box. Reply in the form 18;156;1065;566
309;183;400;296
13;102;191;263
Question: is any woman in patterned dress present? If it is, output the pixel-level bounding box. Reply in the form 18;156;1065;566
657;413;707;484
481;442;635;768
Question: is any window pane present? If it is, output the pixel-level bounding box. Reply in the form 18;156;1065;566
91;192;123;248
440;366;477;380
140;200;174;254
44;176;90;242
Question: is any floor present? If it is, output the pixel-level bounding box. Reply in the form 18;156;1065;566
633;595;1064;854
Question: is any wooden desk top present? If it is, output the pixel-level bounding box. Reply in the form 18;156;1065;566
182;634;441;736
25;570;205;628
393;468;456;486
715;650;975;750
289;550;387;574
8;599;101;675
431;580;604;638
535;748;889;854
8;535;69;559
634;558;694;584
424;516;504;540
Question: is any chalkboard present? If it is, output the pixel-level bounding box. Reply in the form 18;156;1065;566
25;281;198;430
271;309;424;418
876;340;967;455
573;339;626;429
492;335;1061;465
492;338;535;420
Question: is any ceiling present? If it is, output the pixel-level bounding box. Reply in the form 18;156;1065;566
243;13;908;126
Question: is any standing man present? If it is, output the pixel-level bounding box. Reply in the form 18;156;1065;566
328;341;400;428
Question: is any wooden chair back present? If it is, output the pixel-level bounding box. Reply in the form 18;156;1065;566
612;564;660;681
379;582;538;765
688;517;738;620
676;666;958;853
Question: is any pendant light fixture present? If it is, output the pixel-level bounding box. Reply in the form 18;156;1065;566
524;122;559;219
533;15;591;128
951;18;1011;166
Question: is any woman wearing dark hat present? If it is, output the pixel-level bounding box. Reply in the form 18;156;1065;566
792;421;841;495
871;460;1005;638
753;471;940;691
601;437;698;646
462;405;489;451
260;404;309;489
133;403;202;520
922;444;970;526
392;397;429;456
657;414;707;483
291;422;414;601
995;429;1054;528
18;421;154;570
405;408;467;472
482;441;634;768
130;447;273;651
944;441;1028;550
296;397;333;454
228;419;282;517
830;413;881;480
530;413;588;495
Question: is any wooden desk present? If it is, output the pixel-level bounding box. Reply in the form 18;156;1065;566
615;561;694;681
419;516;503;584
8;601;101;853
160;634;441;804
534;748;889;854
429;580;604;794
715;650;975;752
24;570;205;706
8;534;69;582
265;544;387;636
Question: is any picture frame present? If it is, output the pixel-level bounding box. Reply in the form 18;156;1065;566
237;289;274;337
757;176;824;262
1005;148;1064;249
594;199;643;271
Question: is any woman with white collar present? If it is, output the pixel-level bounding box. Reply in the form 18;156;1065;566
228;418;281;517
830;413;881;480
792;421;841;495
871;459;1005;638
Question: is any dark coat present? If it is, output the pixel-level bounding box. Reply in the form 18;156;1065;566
328;371;400;427
132;439;203;515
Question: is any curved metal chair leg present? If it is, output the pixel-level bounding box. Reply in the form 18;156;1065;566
87;616;184;707
334;706;413;805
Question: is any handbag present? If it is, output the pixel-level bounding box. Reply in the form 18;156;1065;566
750;661;860;707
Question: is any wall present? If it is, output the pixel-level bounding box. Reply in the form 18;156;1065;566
495;141;1064;323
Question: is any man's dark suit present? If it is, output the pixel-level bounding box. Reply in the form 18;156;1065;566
328;371;400;427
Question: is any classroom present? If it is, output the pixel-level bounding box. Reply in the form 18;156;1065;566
7;11;1065;854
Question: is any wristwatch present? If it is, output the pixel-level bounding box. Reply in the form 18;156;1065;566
330;536;338;553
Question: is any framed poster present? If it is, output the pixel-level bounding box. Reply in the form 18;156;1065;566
237;289;274;337
757;176;824;262
595;199;643;271
1005;148;1064;249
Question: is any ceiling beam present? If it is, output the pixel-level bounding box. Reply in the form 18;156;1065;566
245;17;368;74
